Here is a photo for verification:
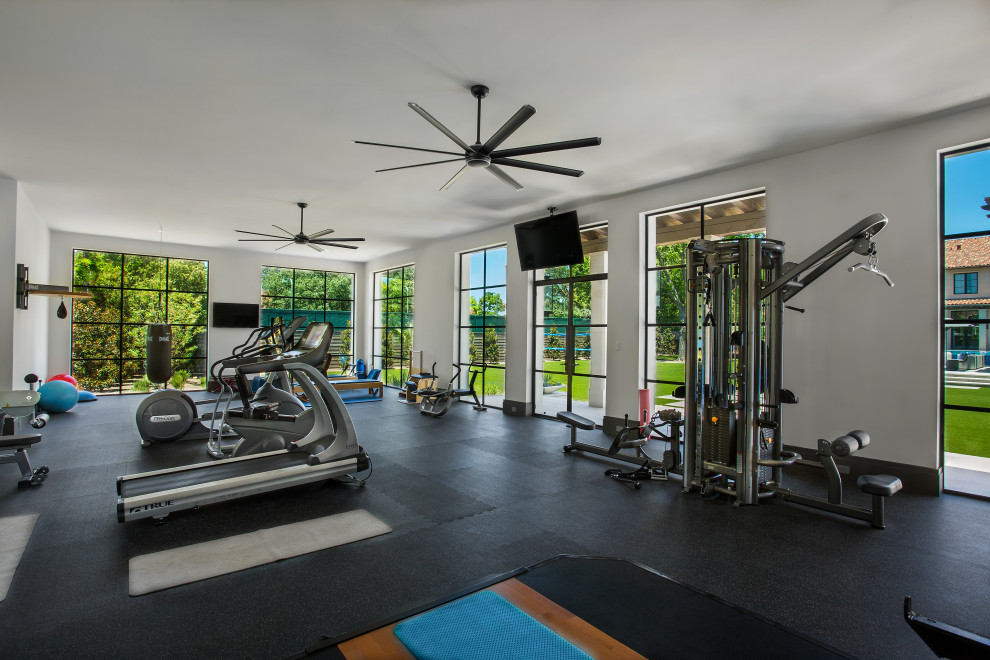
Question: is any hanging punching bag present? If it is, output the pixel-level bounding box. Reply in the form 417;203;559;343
146;324;172;385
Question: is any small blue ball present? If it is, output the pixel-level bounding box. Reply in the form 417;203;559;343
38;379;79;413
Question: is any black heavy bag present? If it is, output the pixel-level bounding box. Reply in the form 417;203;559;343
146;324;172;385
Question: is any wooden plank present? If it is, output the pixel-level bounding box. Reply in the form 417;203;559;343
338;577;645;660
488;579;647;660
338;621;415;660
330;380;383;392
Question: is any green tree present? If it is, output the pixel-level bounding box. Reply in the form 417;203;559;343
470;292;505;316
70;251;208;391
338;320;352;358
654;243;687;360
468;332;479;363
381;329;396;368
483;326;501;364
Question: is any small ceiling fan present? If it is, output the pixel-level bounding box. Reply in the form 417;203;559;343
356;84;602;191
235;202;365;252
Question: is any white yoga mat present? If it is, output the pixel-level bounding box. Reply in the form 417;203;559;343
129;509;391;596
0;513;39;602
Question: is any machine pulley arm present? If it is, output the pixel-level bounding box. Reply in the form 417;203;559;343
761;213;889;302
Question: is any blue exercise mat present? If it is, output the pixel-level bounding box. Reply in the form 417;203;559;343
393;590;592;660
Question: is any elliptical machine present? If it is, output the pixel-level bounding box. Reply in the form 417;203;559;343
209;321;336;457
135;317;306;449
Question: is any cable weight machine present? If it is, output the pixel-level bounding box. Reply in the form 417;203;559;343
681;213;900;524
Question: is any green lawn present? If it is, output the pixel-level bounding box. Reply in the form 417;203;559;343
944;386;990;458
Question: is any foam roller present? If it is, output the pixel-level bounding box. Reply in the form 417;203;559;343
831;435;860;457
848;429;870;449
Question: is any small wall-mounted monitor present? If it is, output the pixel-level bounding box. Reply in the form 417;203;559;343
212;302;260;328
514;210;583;270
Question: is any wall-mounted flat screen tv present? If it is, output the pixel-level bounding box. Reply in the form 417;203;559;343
514;210;583;270
212;302;260;328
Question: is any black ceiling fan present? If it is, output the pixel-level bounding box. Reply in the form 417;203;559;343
235;202;365;252
356;84;602;191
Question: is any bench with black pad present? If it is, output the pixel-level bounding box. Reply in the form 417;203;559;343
0;433;49;488
557;410;596;452
558;410;671;480
775;430;902;529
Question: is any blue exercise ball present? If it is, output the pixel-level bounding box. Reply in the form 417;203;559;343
38;379;78;413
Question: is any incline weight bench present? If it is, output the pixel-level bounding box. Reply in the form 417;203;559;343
0;433;49;489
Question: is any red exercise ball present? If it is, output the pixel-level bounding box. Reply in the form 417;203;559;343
49;374;78;387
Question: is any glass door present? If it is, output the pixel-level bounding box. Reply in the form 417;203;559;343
941;143;990;498
533;224;608;425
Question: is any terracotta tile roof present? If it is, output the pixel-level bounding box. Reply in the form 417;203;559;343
945;236;990;268
946;298;990;306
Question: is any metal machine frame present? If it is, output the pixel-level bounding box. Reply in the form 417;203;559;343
680;213;895;519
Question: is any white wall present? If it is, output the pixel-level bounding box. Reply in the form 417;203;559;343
0;179;52;390
47;231;366;379
0;177;17;390
364;102;990;470
13;184;51;384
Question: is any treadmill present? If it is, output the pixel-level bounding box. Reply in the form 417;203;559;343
117;359;370;523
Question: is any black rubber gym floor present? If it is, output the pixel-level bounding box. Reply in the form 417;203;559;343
0;392;987;659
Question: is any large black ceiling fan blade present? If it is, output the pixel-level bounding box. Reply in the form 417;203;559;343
273;225;294;236
486;165;523;191
376;158;464;173
311;237;365;243
491;137;602;159
274;242;294;252
238;238;293;242
318;242;360;250
491;158;584;177
354;140;463;157
408;103;472;151
236;229;289;239
306;243;324;252
308;228;335;239
482;105;536;153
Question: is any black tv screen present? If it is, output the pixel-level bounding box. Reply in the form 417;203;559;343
514;210;583;270
212;302;260;329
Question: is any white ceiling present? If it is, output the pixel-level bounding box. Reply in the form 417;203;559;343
2;0;989;262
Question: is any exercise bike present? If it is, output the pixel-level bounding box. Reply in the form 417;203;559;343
135;317;306;449
416;364;486;417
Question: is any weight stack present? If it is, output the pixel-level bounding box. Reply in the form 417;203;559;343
702;405;736;465
146;324;172;385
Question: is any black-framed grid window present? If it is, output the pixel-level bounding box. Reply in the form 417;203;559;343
457;246;507;409
71;250;208;394
941;141;990;478
373;264;414;388
260;267;355;374
644;191;766;411
954;272;978;294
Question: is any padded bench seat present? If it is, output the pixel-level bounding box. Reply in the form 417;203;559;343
0;433;42;449
556;411;595;430
857;474;902;497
